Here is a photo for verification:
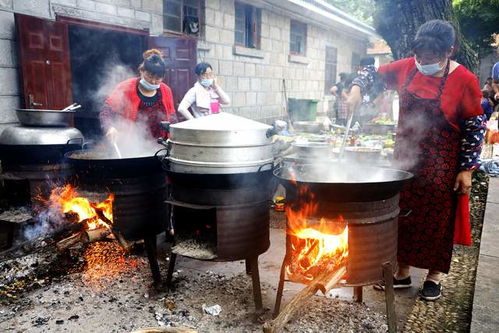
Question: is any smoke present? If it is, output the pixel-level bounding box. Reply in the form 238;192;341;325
103;117;164;158
94;62;136;104
22;178;69;240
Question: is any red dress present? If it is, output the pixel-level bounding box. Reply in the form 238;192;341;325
376;58;483;273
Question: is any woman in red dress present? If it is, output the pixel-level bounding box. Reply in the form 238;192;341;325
99;49;175;140
348;20;486;300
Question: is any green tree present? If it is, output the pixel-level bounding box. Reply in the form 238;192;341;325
327;0;375;25
372;0;478;71
453;0;499;57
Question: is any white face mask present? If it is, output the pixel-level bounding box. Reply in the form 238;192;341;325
139;78;160;91
415;57;445;76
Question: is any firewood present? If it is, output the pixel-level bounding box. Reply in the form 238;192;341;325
56;227;111;251
56;232;84;251
116;232;134;253
130;327;197;333
90;203;113;226
263;266;346;333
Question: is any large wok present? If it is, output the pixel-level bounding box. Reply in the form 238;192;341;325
274;163;413;202
65;149;166;179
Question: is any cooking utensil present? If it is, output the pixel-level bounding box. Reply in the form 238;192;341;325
274;163;413;202
65;149;166;179
16;109;75;127
167;113;274;174
338;112;354;159
292;121;322;133
292;142;333;159
112;142;122;159
343;147;382;164
62;103;77;111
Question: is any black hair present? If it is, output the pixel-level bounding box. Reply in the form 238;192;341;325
339;72;347;80
360;57;375;67
195;62;212;76
143;54;166;78
412;20;456;57
482;89;491;99
486;77;493;81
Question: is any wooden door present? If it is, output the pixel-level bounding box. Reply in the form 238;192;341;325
16;14;72;109
148;37;197;111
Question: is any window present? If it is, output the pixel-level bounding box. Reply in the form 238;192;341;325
163;0;201;35
351;52;361;72
325;46;338;93
235;2;261;49
290;20;306;55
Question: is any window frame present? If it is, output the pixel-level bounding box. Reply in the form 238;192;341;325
351;52;361;72
324;46;338;94
234;2;261;49
290;20;307;56
163;0;204;37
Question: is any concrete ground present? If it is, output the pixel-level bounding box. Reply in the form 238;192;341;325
471;176;499;333
173;222;426;330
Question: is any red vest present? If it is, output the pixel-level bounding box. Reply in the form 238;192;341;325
104;78;175;121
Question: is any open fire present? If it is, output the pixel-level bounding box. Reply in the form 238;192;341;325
50;184;114;231
285;188;348;283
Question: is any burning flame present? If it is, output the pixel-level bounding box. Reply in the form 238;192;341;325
286;194;348;282
50;185;114;230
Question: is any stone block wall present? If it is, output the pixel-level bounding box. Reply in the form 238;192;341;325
0;0;369;130
0;0;163;132
198;0;368;124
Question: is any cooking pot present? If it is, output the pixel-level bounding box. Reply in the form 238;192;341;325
16;109;75;127
65;149;166;179
292;121;322;133
343;147;382;164
0;126;84;166
292;142;335;159
274;163;413;202
166;113;274;174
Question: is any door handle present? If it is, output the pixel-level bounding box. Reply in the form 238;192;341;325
28;94;43;107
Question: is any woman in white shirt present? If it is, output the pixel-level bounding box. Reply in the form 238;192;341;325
178;62;231;120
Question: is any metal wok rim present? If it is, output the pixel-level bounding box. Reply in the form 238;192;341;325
64;149;166;162
273;164;413;185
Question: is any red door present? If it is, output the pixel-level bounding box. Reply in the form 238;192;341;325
148;37;197;112
16;14;72;109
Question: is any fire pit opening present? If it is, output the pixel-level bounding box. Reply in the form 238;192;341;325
171;207;218;260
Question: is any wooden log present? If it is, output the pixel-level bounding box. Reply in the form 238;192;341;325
116;231;134;253
56;227;111;251
263;266;346;333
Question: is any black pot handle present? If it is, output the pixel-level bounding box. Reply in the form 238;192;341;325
82;140;95;150
154;147;169;158
258;162;274;172
66;137;84;146
399;209;412;218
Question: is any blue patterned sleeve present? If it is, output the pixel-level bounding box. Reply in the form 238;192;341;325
459;115;487;170
351;65;377;95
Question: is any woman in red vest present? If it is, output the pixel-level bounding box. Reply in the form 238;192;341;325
99;49;175;140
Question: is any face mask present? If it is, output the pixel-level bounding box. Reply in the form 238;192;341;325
415;58;445;76
200;79;213;87
139;78;160;91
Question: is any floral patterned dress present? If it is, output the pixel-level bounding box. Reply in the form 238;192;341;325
353;57;486;273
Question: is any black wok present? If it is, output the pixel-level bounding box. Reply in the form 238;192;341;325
274;163;413;202
65;149;166;179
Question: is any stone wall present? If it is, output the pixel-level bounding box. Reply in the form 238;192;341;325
198;0;368;123
0;0;369;130
0;0;163;132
